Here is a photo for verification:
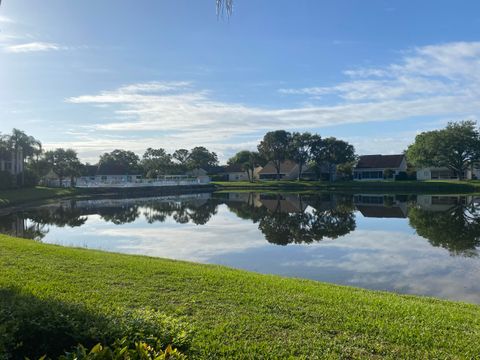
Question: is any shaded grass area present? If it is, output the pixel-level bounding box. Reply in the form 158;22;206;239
213;180;480;194
1;235;479;359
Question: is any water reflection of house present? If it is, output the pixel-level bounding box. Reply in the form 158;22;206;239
259;194;308;213
354;194;408;218
225;192;263;207
416;195;473;211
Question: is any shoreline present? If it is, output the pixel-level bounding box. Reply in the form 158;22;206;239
1;180;479;214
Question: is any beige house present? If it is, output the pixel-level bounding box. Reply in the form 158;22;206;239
224;164;263;181
258;160;315;180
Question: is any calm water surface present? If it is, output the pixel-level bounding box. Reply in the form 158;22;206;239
2;192;480;303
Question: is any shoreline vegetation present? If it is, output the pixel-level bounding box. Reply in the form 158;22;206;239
1;235;479;358
1;180;480;210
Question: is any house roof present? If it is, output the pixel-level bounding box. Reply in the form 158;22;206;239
355;154;405;169
356;205;406;218
259;160;298;175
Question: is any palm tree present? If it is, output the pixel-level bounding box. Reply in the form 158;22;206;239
8;129;42;185
216;0;233;17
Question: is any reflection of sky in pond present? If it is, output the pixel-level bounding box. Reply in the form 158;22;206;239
7;194;480;304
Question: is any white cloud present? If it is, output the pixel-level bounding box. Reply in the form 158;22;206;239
61;41;480;161
4;41;62;53
0;15;15;24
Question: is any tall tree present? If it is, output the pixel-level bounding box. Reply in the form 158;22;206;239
407;121;480;180
312;137;356;181
45;148;83;187
258;130;292;180
188;146;219;169
289;132;321;181
142;148;173;177
98;149;141;175
228;150;263;182
6;129;42;185
172;149;190;167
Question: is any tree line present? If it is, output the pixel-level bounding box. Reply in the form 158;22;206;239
1;120;480;189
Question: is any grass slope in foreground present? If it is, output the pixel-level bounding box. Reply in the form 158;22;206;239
1;236;480;359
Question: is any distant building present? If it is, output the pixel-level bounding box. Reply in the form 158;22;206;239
223;164;263;181
0;147;23;176
258;160;317;180
416;166;480;180
353;154;407;181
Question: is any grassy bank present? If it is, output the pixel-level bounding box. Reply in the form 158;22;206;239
1;235;479;359
214;179;480;193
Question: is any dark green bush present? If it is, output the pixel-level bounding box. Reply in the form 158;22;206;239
395;171;416;181
0;289;192;360
0;171;14;190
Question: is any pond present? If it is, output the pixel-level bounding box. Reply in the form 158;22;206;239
2;192;480;303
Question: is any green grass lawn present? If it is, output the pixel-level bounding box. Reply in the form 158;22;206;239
1;235;479;359
213;179;480;193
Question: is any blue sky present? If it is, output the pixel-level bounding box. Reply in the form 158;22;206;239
1;0;480;162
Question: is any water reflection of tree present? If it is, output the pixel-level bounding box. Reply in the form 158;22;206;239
143;199;219;225
28;202;88;228
408;200;480;256
98;205;140;225
0;214;48;241
229;193;356;245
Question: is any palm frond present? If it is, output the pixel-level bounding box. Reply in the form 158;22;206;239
216;0;233;18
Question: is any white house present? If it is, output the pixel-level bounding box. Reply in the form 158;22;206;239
416;166;480;180
353;154;407;181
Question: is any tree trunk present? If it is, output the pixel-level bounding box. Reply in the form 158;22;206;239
298;161;303;181
275;161;281;180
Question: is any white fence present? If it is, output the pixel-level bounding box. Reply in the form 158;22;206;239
75;176;210;188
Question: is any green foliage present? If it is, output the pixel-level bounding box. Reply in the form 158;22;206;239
142;148;174;177
61;340;186;360
311;137;356;181
0;288;192;360
7;128;42;160
98;150;141;176
187;147;218;170
289;132;321;180
407;120;480;179
227;150;263;182
257;130;292;179
45;148;83;186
